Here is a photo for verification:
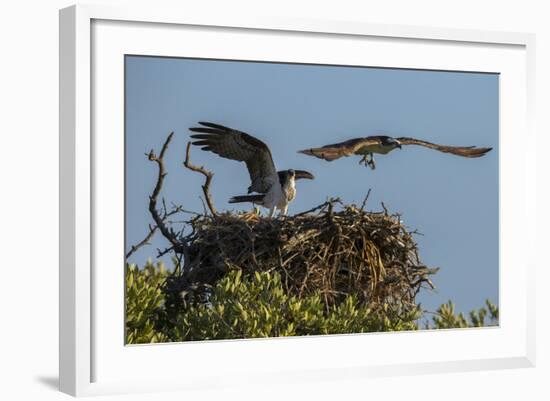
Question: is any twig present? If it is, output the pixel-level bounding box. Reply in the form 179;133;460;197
360;188;372;211
294;197;341;218
127;201;187;259
126;224;158;259
157;246;175;258
183;142;217;216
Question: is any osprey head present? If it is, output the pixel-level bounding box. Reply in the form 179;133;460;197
381;136;402;150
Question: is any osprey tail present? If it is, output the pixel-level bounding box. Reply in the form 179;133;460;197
228;194;265;204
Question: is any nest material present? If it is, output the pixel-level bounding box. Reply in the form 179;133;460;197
183;200;438;313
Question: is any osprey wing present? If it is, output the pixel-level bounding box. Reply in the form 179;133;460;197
397;137;492;158
298;137;381;161
190;122;277;193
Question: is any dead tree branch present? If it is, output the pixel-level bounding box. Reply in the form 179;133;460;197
360;188;372;211
126;224;158;259
147;132;190;262
126;201;186;259
183;142;217;216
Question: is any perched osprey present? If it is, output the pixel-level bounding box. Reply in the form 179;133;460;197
298;136;492;169
190;122;314;217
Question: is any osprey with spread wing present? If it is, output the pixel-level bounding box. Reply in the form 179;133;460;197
298;135;492;169
190;122;314;217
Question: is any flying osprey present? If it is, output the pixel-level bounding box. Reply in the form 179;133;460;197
298;136;492;169
189;122;314;217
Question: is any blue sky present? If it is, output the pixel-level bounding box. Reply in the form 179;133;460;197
125;55;499;316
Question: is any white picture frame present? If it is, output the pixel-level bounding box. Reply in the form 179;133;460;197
59;4;536;397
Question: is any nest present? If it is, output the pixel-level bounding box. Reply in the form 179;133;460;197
183;199;438;313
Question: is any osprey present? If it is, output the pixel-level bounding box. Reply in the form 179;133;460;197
298;135;492;169
190;122;314;217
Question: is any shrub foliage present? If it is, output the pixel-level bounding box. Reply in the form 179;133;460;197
126;260;498;344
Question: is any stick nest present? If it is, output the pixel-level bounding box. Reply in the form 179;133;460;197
183;199;438;313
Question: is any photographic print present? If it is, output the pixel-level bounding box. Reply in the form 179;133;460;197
124;56;498;344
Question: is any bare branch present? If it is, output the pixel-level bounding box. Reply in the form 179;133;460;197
381;201;389;215
126;224;158;259
360;188;372;211
126;201;187;259
294;197;341;218
147;132;189;260
183;142;217;216
157;246;175;258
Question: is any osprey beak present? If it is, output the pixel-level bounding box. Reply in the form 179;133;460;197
294;170;315;180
